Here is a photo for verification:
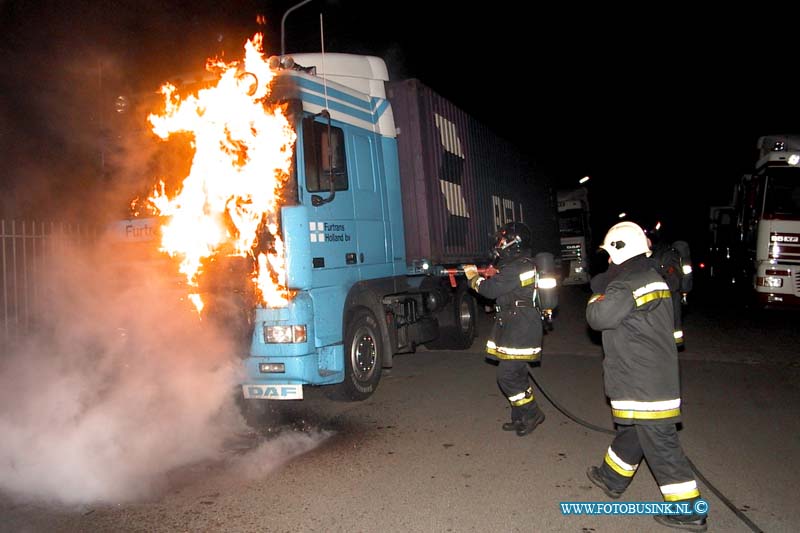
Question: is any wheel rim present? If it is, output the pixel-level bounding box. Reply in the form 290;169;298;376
350;325;377;381
458;297;472;333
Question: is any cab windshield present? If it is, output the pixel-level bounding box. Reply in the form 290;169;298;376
763;167;800;218
558;210;588;238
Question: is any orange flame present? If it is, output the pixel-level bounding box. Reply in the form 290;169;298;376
146;33;296;310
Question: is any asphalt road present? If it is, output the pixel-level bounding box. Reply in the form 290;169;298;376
2;285;799;532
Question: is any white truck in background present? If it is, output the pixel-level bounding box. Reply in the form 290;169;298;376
556;188;591;285
708;134;800;308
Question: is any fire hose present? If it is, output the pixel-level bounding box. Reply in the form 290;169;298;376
528;372;765;532
442;266;765;531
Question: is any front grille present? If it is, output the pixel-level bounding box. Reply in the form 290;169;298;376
560;243;582;261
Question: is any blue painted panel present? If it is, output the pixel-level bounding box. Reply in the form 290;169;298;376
249;292;315;357
245;291;346;386
243;352;343;386
351;132;389;270
282;205;311;290
309;285;348;347
380;136;406;274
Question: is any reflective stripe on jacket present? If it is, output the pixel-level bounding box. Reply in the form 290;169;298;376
475;253;543;362
586;254;681;425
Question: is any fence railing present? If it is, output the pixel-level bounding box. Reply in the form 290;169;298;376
1;220;97;349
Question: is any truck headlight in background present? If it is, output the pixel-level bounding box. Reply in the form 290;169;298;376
756;276;783;288
264;325;308;343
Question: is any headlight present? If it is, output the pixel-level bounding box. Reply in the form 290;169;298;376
682;265;693;275
537;277;557;289
264;325;308;343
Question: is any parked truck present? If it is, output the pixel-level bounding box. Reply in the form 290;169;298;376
128;40;560;403
709;134;800;308
228;50;561;402
556;187;591;285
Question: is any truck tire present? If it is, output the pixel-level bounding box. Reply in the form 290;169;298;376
426;284;477;350
326;308;383;401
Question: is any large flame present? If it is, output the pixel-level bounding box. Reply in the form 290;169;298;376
145;33;296;311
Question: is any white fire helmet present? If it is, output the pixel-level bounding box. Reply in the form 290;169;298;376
600;221;651;265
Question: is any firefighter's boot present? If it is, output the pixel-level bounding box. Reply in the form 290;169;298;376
516;408;545;437
653;513;708;532
586;466;623;499
502;420;523;431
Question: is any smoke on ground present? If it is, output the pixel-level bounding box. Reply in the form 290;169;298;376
227;429;332;481
0;233;303;506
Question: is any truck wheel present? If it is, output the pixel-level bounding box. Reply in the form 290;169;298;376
326;308;383;401
426;284;477;350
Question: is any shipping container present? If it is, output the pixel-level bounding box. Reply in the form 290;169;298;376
388;79;560;265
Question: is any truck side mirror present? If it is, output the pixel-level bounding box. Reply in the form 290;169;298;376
311;109;337;207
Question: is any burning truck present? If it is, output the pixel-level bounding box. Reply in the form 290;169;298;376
125;31;559;404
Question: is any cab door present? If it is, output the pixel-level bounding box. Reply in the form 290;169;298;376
299;115;388;279
350;131;389;276
299;115;356;273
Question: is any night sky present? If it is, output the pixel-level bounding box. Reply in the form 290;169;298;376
2;0;798;253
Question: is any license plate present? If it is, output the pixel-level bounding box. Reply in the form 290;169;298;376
242;384;303;400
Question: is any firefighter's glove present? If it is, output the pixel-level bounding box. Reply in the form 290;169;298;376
462;264;480;290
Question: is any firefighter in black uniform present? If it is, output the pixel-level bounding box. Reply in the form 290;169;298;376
644;222;693;349
586;221;707;532
462;222;547;437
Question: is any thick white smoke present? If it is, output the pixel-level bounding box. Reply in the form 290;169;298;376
0;236;251;505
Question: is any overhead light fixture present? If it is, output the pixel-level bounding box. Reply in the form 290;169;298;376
579;176;590;184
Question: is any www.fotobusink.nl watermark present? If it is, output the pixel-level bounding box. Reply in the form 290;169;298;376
560;499;708;516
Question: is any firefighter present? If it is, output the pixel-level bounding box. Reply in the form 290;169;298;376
645;222;691;350
462;222;547;437
585;221;706;532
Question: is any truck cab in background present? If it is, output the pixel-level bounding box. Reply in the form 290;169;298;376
712;135;800;308
556;188;591;285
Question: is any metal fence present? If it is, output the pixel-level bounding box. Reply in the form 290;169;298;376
1;220;97;349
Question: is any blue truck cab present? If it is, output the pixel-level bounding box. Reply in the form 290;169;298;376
243;53;426;402
240;52;559;403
